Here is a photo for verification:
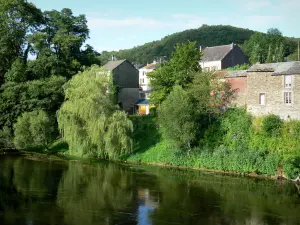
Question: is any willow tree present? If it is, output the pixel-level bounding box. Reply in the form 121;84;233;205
57;65;133;159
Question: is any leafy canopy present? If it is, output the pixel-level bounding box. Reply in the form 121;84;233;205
148;41;202;105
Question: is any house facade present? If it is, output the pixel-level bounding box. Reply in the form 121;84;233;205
103;59;139;114
246;62;300;120
200;43;248;72
136;61;160;115
219;62;300;120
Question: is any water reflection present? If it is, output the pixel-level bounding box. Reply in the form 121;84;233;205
0;156;300;225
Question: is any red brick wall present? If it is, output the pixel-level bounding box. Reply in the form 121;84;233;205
225;77;247;106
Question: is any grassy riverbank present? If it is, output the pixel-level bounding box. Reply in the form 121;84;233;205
127;112;300;179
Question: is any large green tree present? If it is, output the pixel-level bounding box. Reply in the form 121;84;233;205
0;0;43;84
148;41;202;105
158;85;196;150
57;66;132;159
27;8;100;80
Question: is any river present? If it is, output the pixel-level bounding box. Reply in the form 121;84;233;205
0;156;300;225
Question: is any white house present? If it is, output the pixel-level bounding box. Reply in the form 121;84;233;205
199;43;248;72
138;61;159;91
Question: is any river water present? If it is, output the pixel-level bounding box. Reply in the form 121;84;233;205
0;156;300;225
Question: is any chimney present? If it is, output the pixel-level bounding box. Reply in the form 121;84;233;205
112;55;114;61
231;43;234;49
200;46;202;52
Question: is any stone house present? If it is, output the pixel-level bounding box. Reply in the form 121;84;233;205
200;43;248;72
104;59;139;114
246;62;300;120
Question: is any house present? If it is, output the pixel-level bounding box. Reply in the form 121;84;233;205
103;59;139;114
135;61;160;115
246;61;300;120
139;61;160;91
200;43;248;72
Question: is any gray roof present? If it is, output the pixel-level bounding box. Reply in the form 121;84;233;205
247;61;300;75
103;59;126;70
201;44;234;62
224;70;248;78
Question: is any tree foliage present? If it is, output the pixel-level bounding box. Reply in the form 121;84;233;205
57;66;133;159
158;85;196;150
0;76;66;129
243;28;286;64
13;110;55;150
148;41;202;105
0;0;43;84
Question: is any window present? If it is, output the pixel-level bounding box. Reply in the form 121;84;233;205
139;78;144;84
284;92;292;104
211;66;217;71
259;93;265;105
204;67;210;72
285;75;292;88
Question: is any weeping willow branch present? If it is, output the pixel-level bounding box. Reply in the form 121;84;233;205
57;65;133;159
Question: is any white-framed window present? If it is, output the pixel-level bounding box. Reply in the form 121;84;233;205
284;75;292;88
211;66;217;71
139;79;143;84
284;92;292;104
259;93;265;105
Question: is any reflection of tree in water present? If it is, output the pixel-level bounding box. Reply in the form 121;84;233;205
0;157;66;225
143;167;300;225
56;161;134;225
149;178;229;225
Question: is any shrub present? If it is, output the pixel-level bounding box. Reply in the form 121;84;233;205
13;110;55;150
149;107;157;117
0;126;14;149
262;114;283;136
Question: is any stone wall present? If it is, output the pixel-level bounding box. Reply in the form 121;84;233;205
247;72;300;120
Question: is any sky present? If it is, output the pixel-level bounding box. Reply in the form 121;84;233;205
30;0;300;53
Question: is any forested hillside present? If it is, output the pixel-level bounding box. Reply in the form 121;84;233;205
100;25;300;65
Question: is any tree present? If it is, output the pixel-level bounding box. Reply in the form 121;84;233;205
158;85;196;150
148;41;202;105
27;8;92;79
243;29;286;64
57;65;133;159
13;110;55;150
0;0;43;84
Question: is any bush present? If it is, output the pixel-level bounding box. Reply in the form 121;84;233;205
13;110;56;150
0;126;14;149
262;115;283;136
149;107;157;117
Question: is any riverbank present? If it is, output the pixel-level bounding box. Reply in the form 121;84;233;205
127;113;300;180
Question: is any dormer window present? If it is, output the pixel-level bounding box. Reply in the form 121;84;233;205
285;75;292;88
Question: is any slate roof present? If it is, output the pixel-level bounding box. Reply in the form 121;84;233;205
201;44;234;62
213;70;247;78
103;59;127;70
247;61;300;75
